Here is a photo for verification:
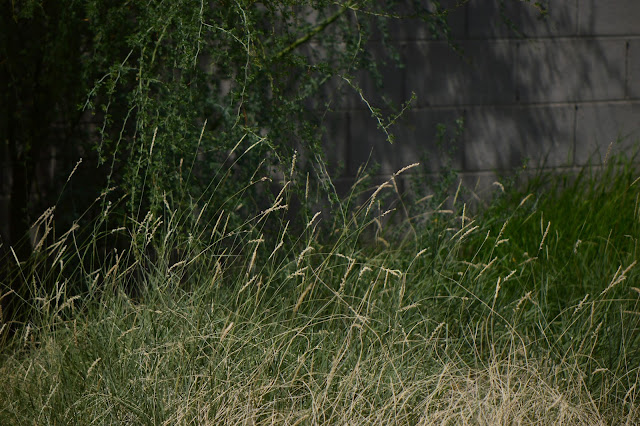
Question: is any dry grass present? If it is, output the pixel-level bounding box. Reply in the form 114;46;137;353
1;154;640;424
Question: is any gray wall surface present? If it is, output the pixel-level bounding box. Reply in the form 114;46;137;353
2;1;639;240
319;0;640;200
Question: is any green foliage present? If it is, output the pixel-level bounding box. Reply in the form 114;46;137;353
1;0;463;328
81;0;454;226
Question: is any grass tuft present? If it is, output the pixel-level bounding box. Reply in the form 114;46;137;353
2;150;640;424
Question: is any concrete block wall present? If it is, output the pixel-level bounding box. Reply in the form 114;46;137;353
3;1;639;246
320;0;640;200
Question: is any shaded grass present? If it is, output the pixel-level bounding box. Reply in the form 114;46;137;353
1;153;640;424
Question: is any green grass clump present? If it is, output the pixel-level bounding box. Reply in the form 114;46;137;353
1;154;640;424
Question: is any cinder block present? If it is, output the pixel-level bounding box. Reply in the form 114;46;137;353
0;196;8;246
330;176;368;200
298;41;351;112
0;166;9;194
0;140;8;193
578;0;640;36
403;40;517;106
463;105;575;171
574;102;640;165
319;111;350;177
468;0;578;38
459;171;504;211
347;108;465;177
385;0;467;42
629;40;640;99
313;41;406;112
516;39;626;102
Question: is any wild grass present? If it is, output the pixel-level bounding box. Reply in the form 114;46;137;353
1;149;640;425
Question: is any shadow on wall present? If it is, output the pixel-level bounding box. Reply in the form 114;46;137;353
0;144;8;247
318;0;639;192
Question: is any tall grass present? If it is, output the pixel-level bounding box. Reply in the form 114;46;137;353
1;144;639;424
